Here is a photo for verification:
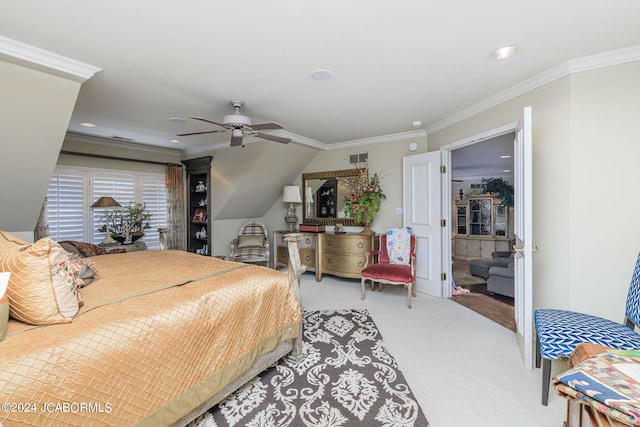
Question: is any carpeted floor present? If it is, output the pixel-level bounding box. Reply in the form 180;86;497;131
452;259;515;332
190;309;429;427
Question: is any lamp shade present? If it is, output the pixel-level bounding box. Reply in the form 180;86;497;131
91;196;121;208
282;186;302;204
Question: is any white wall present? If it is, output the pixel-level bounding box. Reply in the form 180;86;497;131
429;61;640;321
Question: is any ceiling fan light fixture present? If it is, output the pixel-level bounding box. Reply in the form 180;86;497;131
223;114;252;127
489;45;518;60
232;129;243;138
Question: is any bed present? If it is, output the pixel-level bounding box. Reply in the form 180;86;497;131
0;231;304;427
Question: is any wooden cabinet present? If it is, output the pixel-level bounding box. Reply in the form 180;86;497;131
453;197;512;259
182;156;212;256
274;230;317;272
317;232;376;281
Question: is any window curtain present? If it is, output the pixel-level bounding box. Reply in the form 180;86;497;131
34;197;49;241
165;164;186;250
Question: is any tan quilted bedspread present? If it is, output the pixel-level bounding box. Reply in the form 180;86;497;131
0;250;301;427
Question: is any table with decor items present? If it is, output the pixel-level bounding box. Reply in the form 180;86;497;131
553;343;638;427
101;241;147;253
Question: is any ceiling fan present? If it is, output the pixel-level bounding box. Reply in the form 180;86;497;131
177;100;292;147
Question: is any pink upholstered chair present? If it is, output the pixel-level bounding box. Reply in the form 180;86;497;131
360;228;417;308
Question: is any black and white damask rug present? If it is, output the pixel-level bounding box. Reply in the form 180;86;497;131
190;309;429;427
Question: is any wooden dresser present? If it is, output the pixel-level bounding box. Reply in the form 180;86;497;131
273;230;318;273
317;232;376;281
274;231;376;282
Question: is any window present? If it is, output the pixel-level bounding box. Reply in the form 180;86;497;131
47;167;167;250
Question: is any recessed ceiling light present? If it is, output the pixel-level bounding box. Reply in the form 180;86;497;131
489;45;518;60
169;139;181;144
411;120;422;128
310;69;333;81
169;117;186;123
502;169;512;173
80;122;96;128
500;155;512;159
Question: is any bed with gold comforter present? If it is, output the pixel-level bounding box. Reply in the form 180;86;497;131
0;239;303;427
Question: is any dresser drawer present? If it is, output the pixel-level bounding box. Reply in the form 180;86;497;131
321;252;367;278
299;248;316;269
275;232;316;249
273;231;317;271
322;235;371;254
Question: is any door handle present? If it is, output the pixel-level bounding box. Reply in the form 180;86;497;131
512;245;540;253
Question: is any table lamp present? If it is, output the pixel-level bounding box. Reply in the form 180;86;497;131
91;196;121;245
282;186;302;231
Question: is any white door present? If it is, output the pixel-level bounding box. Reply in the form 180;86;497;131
403;151;445;297
514;106;534;370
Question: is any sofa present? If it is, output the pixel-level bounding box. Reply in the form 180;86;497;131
487;262;515;298
468;251;513;279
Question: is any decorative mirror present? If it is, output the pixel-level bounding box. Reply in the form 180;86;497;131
302;169;359;226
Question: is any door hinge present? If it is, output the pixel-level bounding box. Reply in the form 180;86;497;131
440;165;446;174
441;272;447;281
440;219;446;227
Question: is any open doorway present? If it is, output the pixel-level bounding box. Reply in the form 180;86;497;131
449;132;516;331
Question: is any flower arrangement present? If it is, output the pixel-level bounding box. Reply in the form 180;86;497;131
343;163;386;225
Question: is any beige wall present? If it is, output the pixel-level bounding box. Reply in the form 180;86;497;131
59;138;181;174
0;61;82;239
262;134;429;230
429;61;640;321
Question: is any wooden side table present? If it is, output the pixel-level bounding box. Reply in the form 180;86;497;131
564;344;630;427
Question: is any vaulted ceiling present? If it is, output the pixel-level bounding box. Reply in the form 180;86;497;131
1;1;639;154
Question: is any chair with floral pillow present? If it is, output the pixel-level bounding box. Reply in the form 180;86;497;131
229;221;270;267
361;228;417;308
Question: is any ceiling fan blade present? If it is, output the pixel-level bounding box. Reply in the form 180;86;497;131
250;122;284;131
190;116;226;127
230;131;244;147
255;132;291;144
176;130;226;136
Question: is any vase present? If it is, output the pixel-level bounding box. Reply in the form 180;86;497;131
360;222;375;236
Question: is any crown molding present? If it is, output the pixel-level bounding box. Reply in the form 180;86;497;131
427;45;640;135
327;129;427;150
65;132;181;155
0;36;102;83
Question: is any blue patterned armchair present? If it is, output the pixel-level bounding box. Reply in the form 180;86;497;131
534;253;640;405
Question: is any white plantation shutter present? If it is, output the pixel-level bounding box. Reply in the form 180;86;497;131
47;167;167;249
47;172;86;242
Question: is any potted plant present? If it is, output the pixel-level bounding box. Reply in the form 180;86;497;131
481;177;514;208
101;201;152;243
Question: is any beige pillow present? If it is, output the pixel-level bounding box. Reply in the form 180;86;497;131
0;229;28;261
237;234;265;249
2;238;80;325
0;272;9;340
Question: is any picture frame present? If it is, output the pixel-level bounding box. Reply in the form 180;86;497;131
193;208;207;223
